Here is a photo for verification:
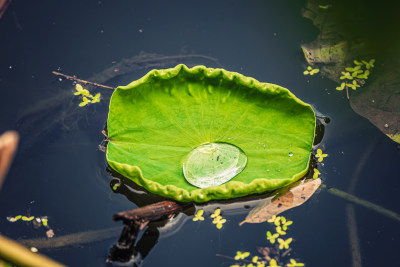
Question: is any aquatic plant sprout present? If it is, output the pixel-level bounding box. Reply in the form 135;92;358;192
74;84;101;107
192;209;205;221
303;66;320;75
234;251;250;260
106;64;316;202
313;168;320;179
315;149;328;162
336;59;375;92
267;231;279;244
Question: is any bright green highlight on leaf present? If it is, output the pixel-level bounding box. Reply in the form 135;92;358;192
74;84;101;107
303;66;319;75
315;149;328;162
235;251;250;260
193;209;205;221
287;259;305;267
106;64;316;202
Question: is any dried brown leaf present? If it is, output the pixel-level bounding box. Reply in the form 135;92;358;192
240;178;321;225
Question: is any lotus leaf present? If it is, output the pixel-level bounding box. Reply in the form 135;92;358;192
106;64;315;202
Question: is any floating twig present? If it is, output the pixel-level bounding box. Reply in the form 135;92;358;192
52;71;115;90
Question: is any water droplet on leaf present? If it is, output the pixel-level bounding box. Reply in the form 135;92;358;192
183;142;247;188
288;152;293;157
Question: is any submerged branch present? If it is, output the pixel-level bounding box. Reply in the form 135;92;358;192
52;71;115;90
19;227;121;249
346;204;362;267
321;184;400;222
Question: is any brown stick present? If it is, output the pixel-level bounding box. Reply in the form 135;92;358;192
346;83;350;99
113;201;183;223
19;227;122;249
52;71;115;90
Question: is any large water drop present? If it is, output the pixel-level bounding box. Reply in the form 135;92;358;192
183;142;247;188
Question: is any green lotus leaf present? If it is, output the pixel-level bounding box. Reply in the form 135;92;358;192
106;64;316;202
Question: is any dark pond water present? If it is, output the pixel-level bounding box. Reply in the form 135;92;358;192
1;0;400;266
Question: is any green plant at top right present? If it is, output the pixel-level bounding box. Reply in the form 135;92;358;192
336;59;375;93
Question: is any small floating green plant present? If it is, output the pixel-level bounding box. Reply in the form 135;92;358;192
315;149;328;162
229;215;304;267
336;59;375;99
192;209;205;221
192;208;227;229
303;66;320;75
74;84;101;107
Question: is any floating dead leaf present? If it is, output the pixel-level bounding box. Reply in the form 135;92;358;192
257;246;277;261
240;178;321;225
46;229;55;239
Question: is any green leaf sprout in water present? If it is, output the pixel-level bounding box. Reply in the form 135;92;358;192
7;215;51;229
22;216;34;221
210;208;227;229
336;59;375;96
74;84;101;107
336;82;346;91
42;217;48;227
340;71;353;80
347;80;360;90
313;168;320;179
112;182;121;191
211;208;221;219
266;230;280;244
303;66;319;75
287;259;305;267
267;215;281;225
277;237;293;250
212;214;227;229
362;59;375;69
234;251;251;260
280;217;293;231
193;209;205;221
318;4;331;9
276;225;286;235
267;259;281;267
315;149;328;162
